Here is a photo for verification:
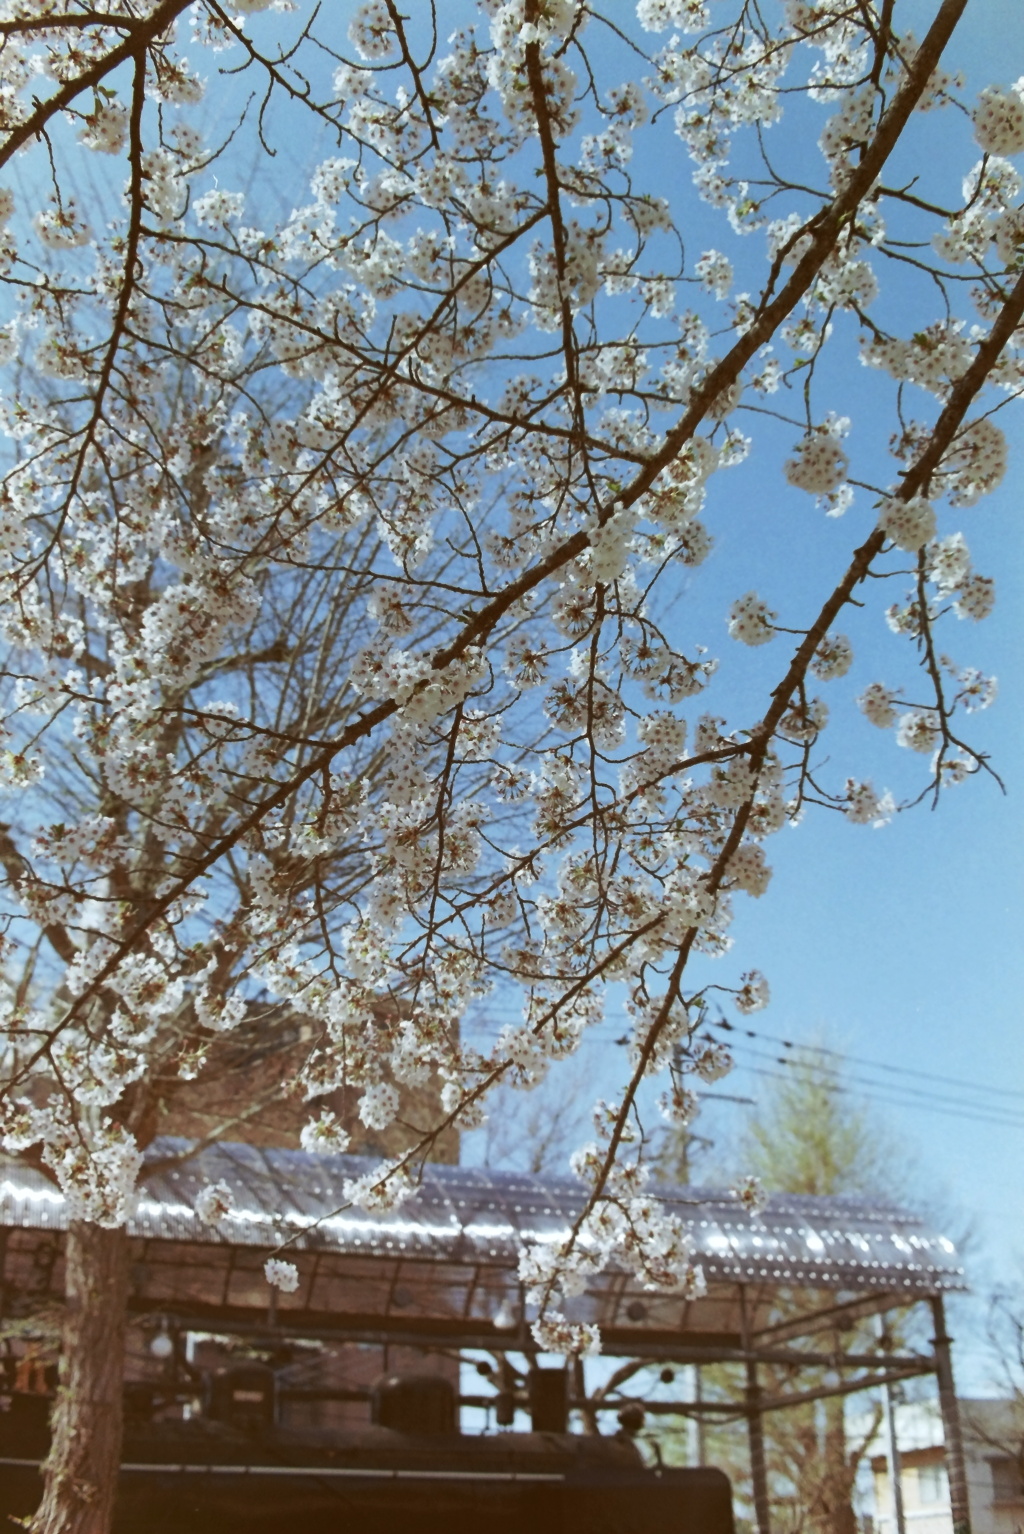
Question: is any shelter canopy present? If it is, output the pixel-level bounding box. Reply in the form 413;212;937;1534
0;1140;965;1353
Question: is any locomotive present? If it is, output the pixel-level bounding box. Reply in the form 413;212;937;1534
0;1365;734;1533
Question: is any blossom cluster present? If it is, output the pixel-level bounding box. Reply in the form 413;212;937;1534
0;0;1016;1345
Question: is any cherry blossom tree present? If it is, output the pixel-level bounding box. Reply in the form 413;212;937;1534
1;0;1022;1529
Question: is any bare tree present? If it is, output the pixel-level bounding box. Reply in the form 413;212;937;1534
0;1;1022;1529
970;1287;1024;1499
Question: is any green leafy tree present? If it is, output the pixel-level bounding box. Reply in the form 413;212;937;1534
740;1047;902;1201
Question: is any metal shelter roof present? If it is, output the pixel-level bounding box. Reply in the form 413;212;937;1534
0;1140;964;1353
1;1138;966;1291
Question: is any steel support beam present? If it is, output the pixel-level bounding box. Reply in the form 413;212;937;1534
879;1333;907;1534
746;1356;772;1534
932;1296;972;1534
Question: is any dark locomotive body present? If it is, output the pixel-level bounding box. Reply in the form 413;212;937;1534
0;1369;734;1533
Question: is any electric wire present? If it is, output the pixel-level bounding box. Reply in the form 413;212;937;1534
716;1050;1024;1132
710;1017;1024;1102
468;1005;1022;1117
463;1002;1023;1125
706;1029;1023;1119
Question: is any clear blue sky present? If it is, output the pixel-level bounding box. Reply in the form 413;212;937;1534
167;0;1022;1394
85;0;1024;1328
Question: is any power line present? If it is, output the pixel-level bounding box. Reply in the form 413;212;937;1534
722;1051;1024;1132
711;1017;1024;1103
713;1028;1024;1123
464;1003;1024;1121
709;1031;1023;1119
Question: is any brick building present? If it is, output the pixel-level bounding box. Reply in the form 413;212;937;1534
150;1003;459;1164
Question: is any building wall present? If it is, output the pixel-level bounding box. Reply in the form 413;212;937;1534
864;1399;1024;1534
871;1446;953;1534
152;1010;460;1163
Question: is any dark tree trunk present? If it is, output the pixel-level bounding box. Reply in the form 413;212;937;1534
821;1394;858;1534
30;1221;128;1534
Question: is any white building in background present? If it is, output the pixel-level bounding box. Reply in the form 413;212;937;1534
860;1399;1024;1534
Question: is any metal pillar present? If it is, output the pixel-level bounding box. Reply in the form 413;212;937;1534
746;1357;772;1534
875;1313;906;1534
931;1295;972;1534
695;1364;705;1466
686;1364;707;1466
880;1372;907;1534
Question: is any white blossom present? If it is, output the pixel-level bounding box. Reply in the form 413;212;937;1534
264;1258;300;1293
954;573;995;621
858;683;898;729
79;103;128;154
343;1161;415;1212
878;495;936;552
694;249;733;298
300;1112;351;1155
941;418;1007;506
844;779;894;826
973;82;1024;157
955;667;997;712
637;0;710;31
196;1181;235;1225
194;189;245;228
531;1310;601;1356
35;202;91;248
728;842;772;896
784;431;849;496
42;1120;142;1228
735;970;770;1014
349;1;394;59
728;592;776;646
811;632;852;680
927;533;972;594
779;695;828;743
732;1175;766;1215
896;711;941;755
692;1041;732;1082
658;1083;699;1124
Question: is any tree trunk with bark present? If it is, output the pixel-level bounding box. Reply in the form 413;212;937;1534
819;1393;858;1534
29;1221;129;1534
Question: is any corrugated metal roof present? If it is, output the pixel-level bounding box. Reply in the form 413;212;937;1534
0;1139;965;1296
